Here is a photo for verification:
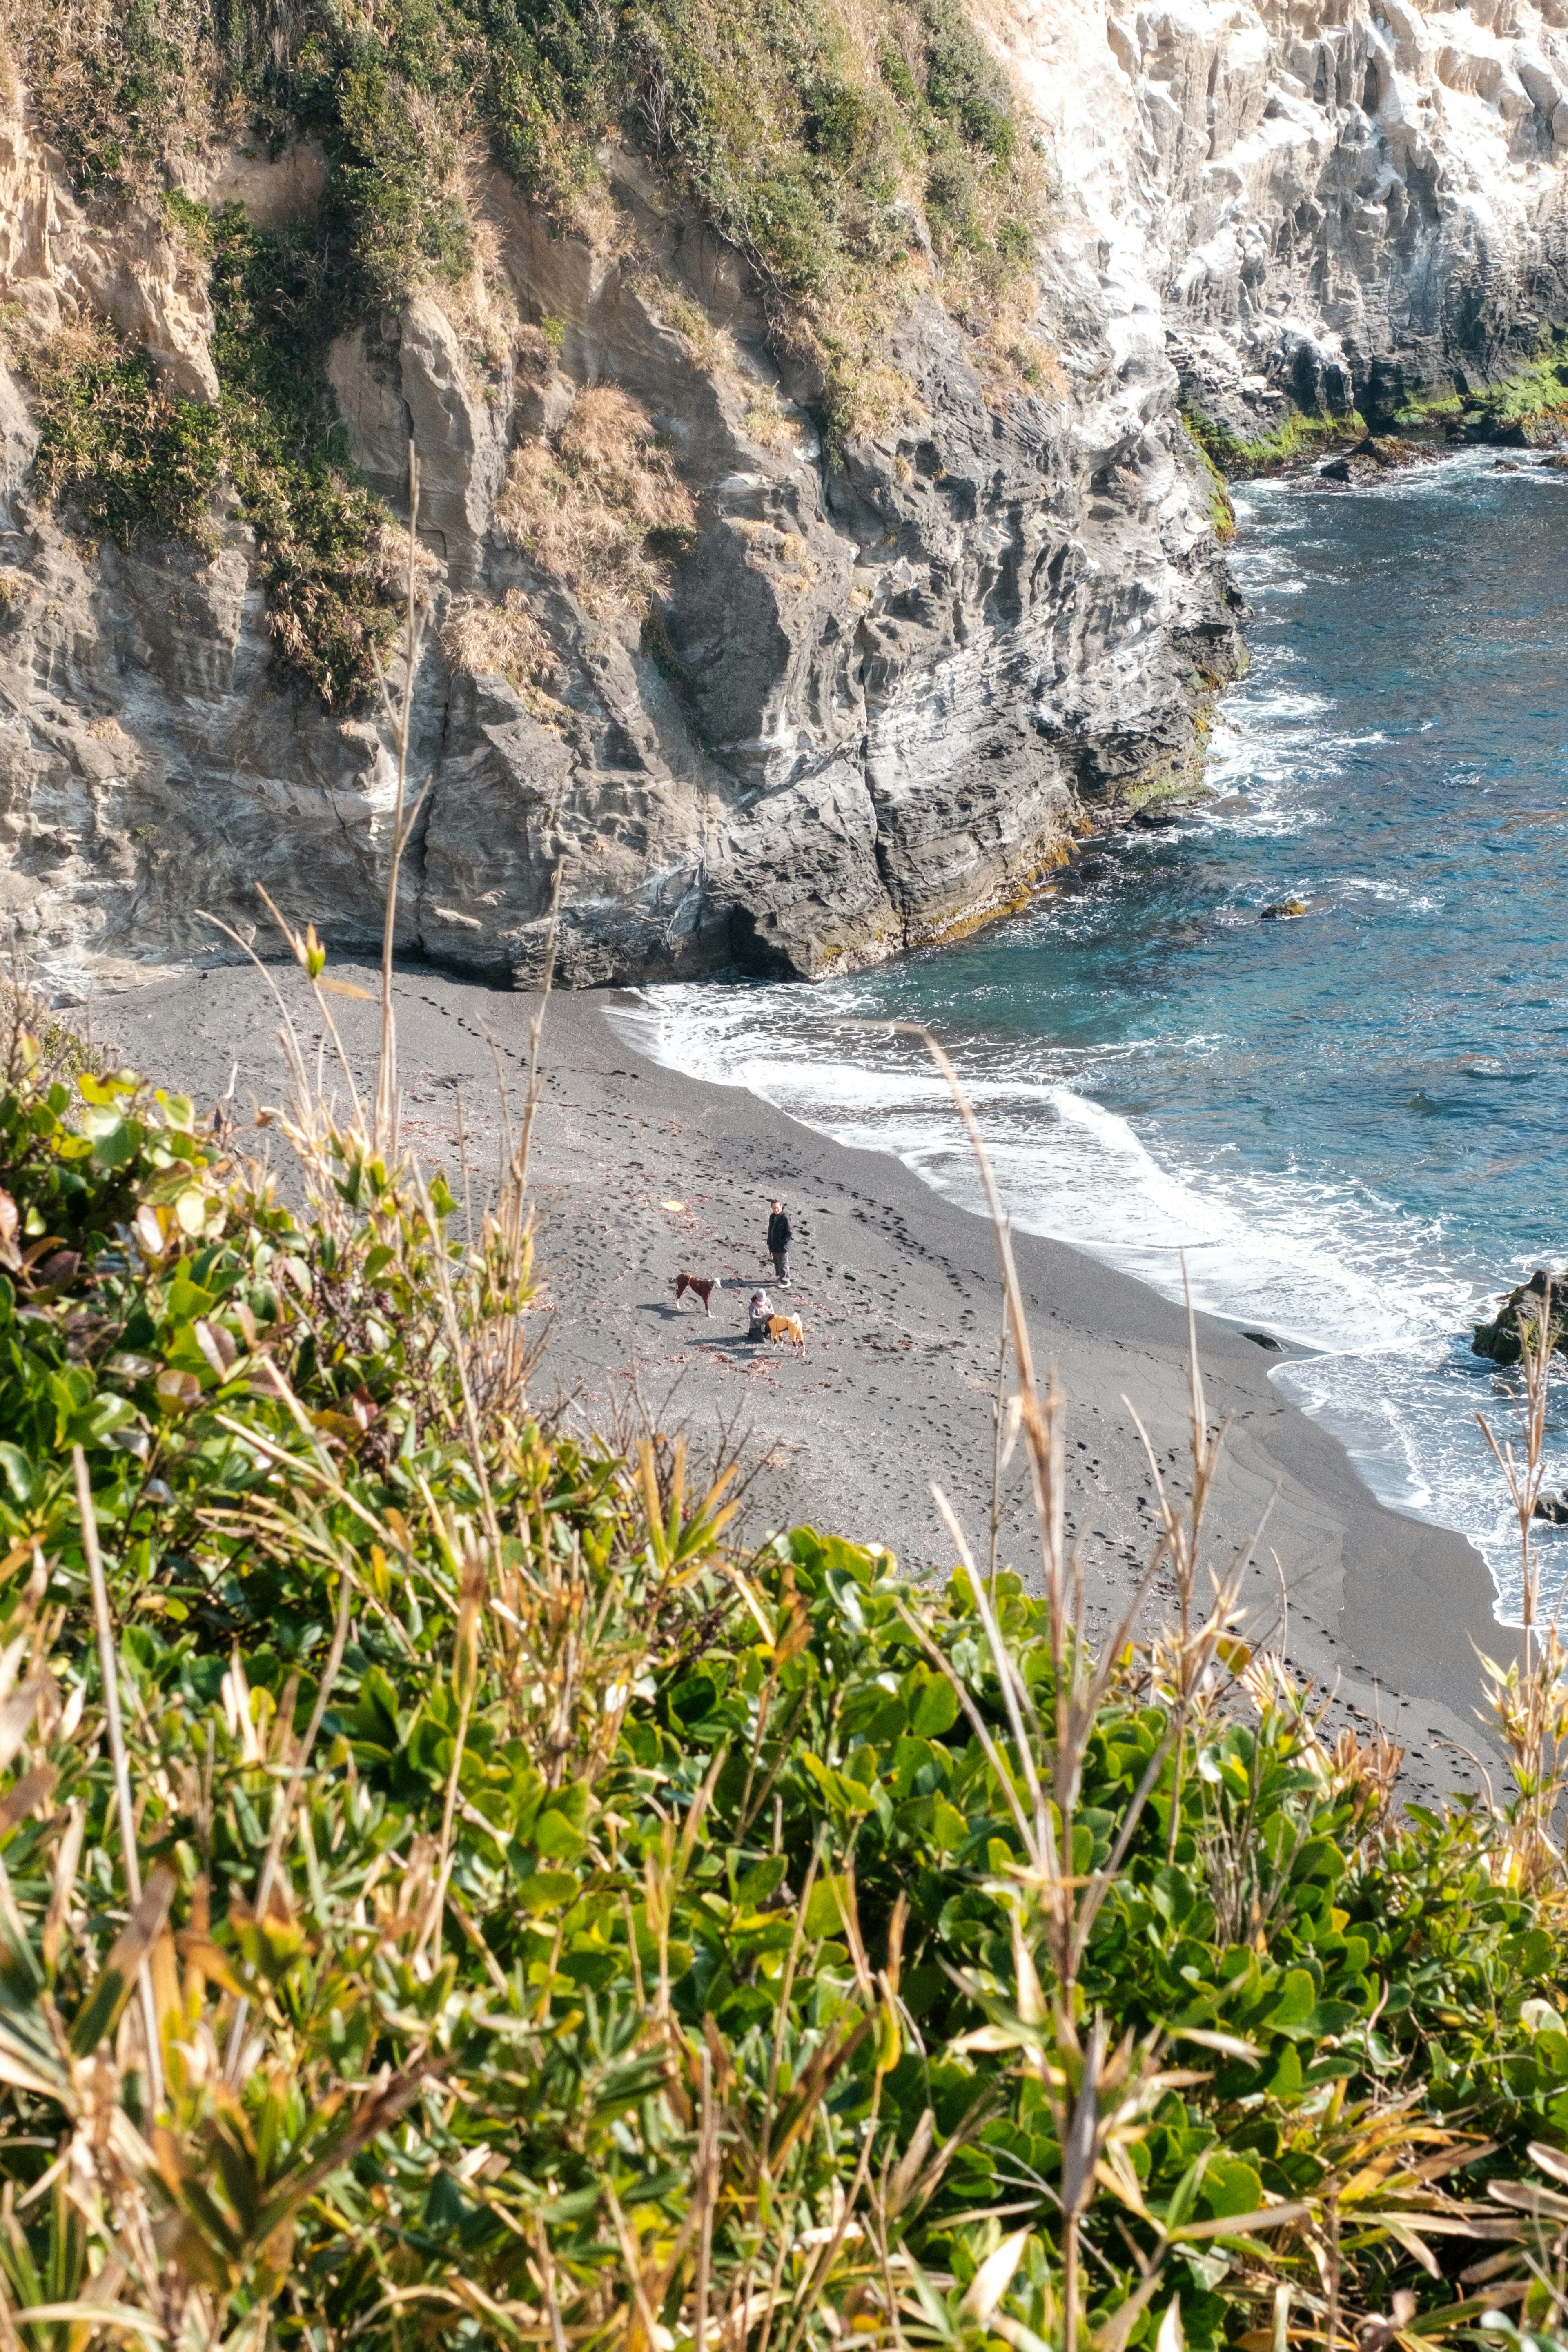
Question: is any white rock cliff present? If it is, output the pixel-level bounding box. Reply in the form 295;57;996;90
1012;0;1568;433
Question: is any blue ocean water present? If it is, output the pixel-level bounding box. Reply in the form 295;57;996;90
621;448;1568;1621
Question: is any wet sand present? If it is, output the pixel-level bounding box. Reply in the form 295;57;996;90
114;956;1517;1806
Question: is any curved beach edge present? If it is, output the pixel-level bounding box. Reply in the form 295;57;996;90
114;958;1511;1805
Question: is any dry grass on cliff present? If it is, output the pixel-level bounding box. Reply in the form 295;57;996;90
633;274;815;456
441;587;569;726
2;0;232;191
642;283;739;381
497;383;696;614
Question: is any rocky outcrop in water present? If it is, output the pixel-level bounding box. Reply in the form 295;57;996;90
1472;1268;1568;1363
2;1;1568;991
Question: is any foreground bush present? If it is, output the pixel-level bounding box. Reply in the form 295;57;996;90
0;1022;1567;2352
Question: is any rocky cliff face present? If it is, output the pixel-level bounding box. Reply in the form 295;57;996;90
1013;0;1568;442
1;0;1565;994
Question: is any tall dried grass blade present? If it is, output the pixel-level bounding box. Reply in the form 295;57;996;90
71;1447;162;2116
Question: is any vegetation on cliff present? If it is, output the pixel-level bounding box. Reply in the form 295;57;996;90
4;0;1047;700
1184;327;1568;482
1388;332;1568;445
2;951;1568;2351
13;0;1040;311
21;196;407;707
1178;425;1236;541
1179;402;1368;483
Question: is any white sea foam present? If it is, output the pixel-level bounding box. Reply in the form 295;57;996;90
616;989;1475;1363
615;450;1568;1619
1332;878;1445;913
619;982;1565;1620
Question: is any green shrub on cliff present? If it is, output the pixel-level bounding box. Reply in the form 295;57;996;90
21;198;403;706
10;0;1044;526
27;323;229;548
13;0;1046;306
203;201;405;703
2;997;1568;2350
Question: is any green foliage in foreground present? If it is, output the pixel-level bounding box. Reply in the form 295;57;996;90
0;1042;1567;2349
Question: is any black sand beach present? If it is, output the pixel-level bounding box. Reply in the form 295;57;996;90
114;956;1516;1806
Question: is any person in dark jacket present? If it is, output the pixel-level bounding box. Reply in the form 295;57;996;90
766;1200;792;1285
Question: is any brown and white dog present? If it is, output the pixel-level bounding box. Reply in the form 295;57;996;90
766;1312;806;1358
674;1272;721;1315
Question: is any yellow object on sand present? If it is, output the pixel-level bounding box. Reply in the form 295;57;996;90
661;1199;684;1212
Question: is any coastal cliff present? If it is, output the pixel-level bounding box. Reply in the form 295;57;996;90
1021;1;1568;456
0;0;1564;991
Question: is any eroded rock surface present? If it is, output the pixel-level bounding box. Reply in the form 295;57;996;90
1020;0;1568;443
2;3;1566;990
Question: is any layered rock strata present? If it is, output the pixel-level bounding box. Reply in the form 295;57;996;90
2;0;1567;989
1017;0;1568;445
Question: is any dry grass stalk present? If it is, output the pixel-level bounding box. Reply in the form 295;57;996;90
1242;1649;1406;1835
196;892;371;1234
459;862;564;1425
1479;1628;1568;1889
71;1441;164;2119
220;1567;354;2085
1478;1278;1559;1650
1475;1280;1568;1886
888;1028;1177;1977
419;1525;488;1969
497;385;695;614
1126;1270;1263;1860
872;1025;1287;2352
368;441;439;1163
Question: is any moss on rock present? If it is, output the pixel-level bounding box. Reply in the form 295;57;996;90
1182;421;1236;537
1181;398;1367;481
1392;333;1568;446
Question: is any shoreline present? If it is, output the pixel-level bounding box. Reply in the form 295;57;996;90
107;954;1519;1808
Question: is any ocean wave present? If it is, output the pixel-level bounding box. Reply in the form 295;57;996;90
615;446;1568;1624
617;991;1477;1359
620;981;1564;1620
